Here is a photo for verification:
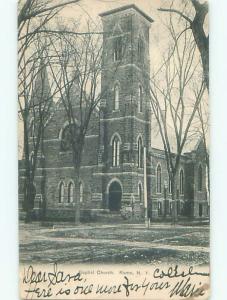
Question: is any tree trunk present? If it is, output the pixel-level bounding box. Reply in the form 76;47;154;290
73;146;83;225
23;117;34;222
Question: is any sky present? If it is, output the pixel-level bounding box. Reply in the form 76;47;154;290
18;0;208;156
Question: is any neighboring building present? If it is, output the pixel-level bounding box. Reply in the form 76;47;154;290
18;5;209;221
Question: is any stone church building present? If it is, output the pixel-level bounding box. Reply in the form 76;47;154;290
19;5;209;221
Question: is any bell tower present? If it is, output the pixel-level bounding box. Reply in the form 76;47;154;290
100;4;153;114
98;5;154;217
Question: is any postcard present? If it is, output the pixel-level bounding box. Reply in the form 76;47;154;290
18;0;209;299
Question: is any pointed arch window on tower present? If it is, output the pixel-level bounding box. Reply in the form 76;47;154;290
138;85;143;113
198;165;203;191
59;181;64;203
180;169;184;195
112;136;120;167
156;164;162;193
137;137;143;168
113;37;122;61
68;182;74;203
114;84;119;110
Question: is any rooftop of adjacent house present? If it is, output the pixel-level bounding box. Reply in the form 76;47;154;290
99;4;154;23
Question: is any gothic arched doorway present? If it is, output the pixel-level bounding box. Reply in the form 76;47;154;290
108;181;122;211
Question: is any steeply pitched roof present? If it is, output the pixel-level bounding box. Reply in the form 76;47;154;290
31;60;51;105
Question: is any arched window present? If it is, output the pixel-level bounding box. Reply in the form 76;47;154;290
79;182;83;203
30;118;35;137
68;181;74;203
156;164;162;193
180;169;184;195
59;181;64;203
170;202;173;215
138;85;143;113
198;165;203;191
112;136;120;166
30;152;34;167
113;37;122;61
137;137;143;168
114;84;119;110
138;183;143;203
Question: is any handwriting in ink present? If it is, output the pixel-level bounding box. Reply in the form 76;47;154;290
153;265;209;279
169;277;205;298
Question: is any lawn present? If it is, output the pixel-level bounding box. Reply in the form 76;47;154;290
19;222;209;265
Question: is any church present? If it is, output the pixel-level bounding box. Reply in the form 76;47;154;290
19;4;209;222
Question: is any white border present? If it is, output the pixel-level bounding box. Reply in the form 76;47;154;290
1;1;227;299
0;0;18;299
210;1;227;299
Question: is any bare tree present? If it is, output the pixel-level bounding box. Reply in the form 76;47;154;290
45;19;124;224
18;0;80;28
196;92;209;199
45;23;103;224
18;0;106;222
18;0;83;222
159;0;209;91
18;40;62;222
18;0;82;77
150;16;206;223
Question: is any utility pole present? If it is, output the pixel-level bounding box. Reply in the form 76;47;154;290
143;146;149;228
164;180;168;219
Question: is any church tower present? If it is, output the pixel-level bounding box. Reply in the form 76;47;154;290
98;5;153;219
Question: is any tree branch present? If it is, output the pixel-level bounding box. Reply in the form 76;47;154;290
158;8;192;24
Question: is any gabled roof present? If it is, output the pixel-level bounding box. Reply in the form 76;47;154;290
31;60;52;105
99;4;154;23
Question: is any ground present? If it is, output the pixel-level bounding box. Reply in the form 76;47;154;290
19;222;209;266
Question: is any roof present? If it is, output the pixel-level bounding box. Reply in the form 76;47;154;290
99;4;154;23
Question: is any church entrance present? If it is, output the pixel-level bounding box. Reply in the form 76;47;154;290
108;181;122;211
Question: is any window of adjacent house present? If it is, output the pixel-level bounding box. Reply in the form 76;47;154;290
180;169;184;195
114;84;119;110
59;181;64;203
198;165;203;191
79;182;83;203
138;37;144;62
112;136;120;167
68;182;74;203
156;164;162;193
138;85;143;113
113;37;122;61
137;137;143;168
138;183;143;203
